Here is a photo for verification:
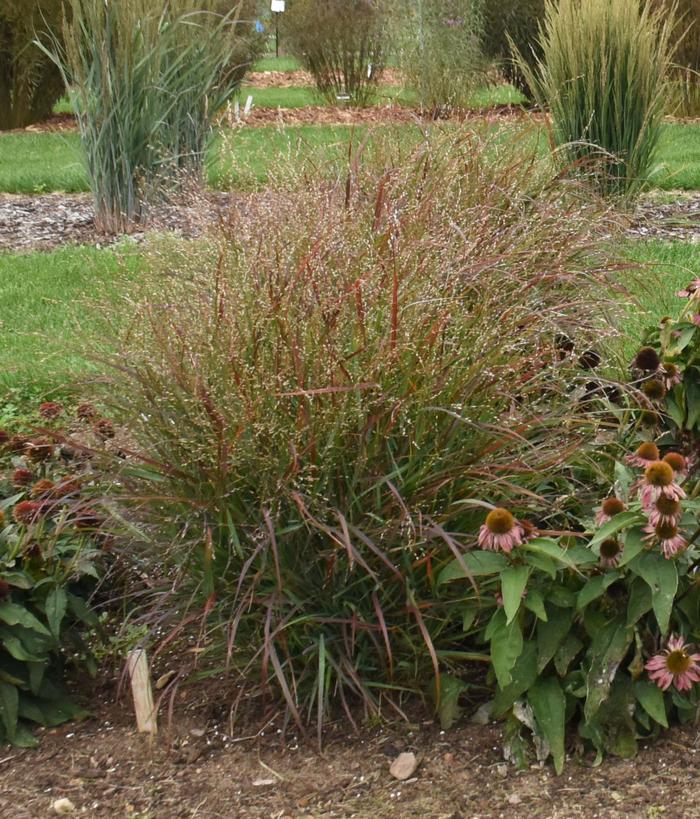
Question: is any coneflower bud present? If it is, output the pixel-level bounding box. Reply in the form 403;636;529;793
12;468;33;488
634;347;661;371
642;379;666;401
76;403;97;421
94;419;115;439
13;501;41;525
25;438;53;462
31;479;55;499
39;401;63;420
663;452;687;475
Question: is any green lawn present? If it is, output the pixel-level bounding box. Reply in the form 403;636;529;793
0;246;135;393
6;120;700;196
251;55;300;73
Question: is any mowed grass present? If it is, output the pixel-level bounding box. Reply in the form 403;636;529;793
622;239;700;345
0;246;135;392
0;237;695;396
5;120;700;195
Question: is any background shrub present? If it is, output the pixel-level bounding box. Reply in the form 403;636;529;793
0;0;66;130
482;0;545;101
393;0;485;116
96;130;627;735
48;0;261;233
519;0;675;197
281;0;385;106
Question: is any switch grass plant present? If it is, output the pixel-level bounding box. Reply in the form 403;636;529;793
519;0;675;197
95;129;631;738
46;0;258;233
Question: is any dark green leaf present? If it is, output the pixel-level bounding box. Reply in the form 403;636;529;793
635;679;668;728
524;589;547;621
554;634;583;677
501;565;530;625
626;578;653;626
45;588;67;640
492;641;538;717
437;674;470;729
636;552;678;635
590;512;645;547
528;676;567;774
437;550;509;584
537;610;573;673
490;611;523;688
584;620;633;723
0;603;51;636
0;681;19;742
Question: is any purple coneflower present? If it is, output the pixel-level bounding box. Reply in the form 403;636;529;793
642;379;666;401
13;501;42;525
598;538;622;569
646;635;700;691
633;346;661;371
639;461;685;511
660;362;682;390
596;496;626;526
663;451;687;478
478;508;524;554
626;441;660;468
644;521;687;559
647;495;683;528
12;467;33;488
677;279;700;299
39;401;63;420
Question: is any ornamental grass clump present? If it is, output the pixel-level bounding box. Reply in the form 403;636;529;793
46;0;259;233
519;0;675;197
98;129;627;738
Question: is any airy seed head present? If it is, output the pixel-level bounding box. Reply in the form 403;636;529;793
645;461;674;487
485;508;516;535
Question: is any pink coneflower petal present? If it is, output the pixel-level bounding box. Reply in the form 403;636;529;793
626;442;660;469
595;497;626;527
646;635;700;692
660;363;682;390
478;508;524;554
677;279;700;299
644;522;688;559
638;461;685;511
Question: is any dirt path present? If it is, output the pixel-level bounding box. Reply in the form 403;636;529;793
2;682;699;818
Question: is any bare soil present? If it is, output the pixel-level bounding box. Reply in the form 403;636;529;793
2;672;700;819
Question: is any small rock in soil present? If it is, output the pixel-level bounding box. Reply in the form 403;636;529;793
52;798;76;814
389;751;418;780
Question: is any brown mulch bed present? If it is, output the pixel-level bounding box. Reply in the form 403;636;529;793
2;673;700;818
3;187;698;255
245;67;405;88
14;102;535;133
0;191;242;252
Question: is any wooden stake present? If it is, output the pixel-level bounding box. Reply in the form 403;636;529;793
127;648;158;736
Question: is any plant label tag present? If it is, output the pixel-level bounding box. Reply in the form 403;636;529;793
271;0;285;11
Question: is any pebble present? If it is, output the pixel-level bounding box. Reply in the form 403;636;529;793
389;752;418;781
